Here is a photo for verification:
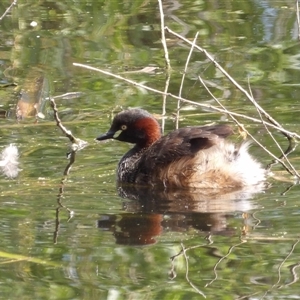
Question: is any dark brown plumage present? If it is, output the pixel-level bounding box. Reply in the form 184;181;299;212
96;108;266;189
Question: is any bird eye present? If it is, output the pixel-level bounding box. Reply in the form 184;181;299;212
121;124;127;130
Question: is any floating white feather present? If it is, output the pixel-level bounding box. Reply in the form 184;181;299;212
0;144;20;178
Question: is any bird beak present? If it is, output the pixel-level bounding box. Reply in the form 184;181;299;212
96;130;116;141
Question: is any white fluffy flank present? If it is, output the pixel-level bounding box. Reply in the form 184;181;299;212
0;144;20;178
234;141;266;185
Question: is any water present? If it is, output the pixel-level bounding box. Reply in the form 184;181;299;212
1;0;300;299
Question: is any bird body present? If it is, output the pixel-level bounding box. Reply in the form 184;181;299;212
96;109;265;189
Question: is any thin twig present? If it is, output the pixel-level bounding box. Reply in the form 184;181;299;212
198;75;297;177
236;292;261;300
49;98;77;143
49;92;84;100
169;238;212;291
296;0;300;40
281;182;298;195
50;97;88;151
247;79;300;177
261;238;300;299
206;234;213;245
73;63;300;140
279;262;300;288
176;32;199;129
205;240;246;287
50;96;87;244
181;243;206;298
158;0;171;69
170;241;211;261
158;0;171;133
246;236;300;241
0;0;17;21
251;211;262;230
274;239;300;287
161;73;170;135
268;141;298;172
164;26;292;138
54;186;75;244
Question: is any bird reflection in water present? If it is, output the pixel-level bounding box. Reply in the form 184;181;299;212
97;184;265;246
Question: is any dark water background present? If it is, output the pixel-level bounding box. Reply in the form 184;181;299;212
1;0;300;299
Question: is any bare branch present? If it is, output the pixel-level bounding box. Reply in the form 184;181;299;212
160;73;170;135
279;262;300;287
296;0;300;40
0;0;17;21
198;74;298;177
49;98;77;143
247;79;300;177
205;240;247;287
176;32;199;129
164;26;293;138
158;0;171;69
274;239;300;287
181;243;207;298
73;62;300;140
261;238;300;298
49;96;87;244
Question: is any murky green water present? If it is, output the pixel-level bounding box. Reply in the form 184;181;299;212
1;0;300;299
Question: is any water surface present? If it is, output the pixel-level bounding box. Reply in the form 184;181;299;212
1;0;300;299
